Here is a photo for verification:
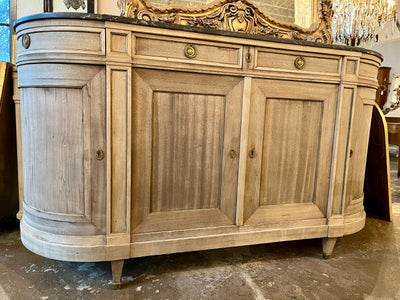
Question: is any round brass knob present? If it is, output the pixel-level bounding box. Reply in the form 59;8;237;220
294;56;305;70
184;44;197;59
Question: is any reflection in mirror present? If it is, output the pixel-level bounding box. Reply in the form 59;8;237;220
148;0;318;28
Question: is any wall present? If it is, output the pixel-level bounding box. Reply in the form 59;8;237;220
16;0;42;18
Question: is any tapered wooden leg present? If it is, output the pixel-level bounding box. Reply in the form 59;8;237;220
322;237;337;259
111;259;125;289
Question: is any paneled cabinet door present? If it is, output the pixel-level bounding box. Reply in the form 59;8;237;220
131;69;243;233
343;87;375;216
243;79;339;224
20;66;107;235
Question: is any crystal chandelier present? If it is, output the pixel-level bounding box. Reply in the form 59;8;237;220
332;0;397;46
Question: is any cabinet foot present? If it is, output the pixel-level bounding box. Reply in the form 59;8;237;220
111;259;125;289
322;238;337;259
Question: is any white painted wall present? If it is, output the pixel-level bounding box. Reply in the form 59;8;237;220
16;0;121;17
97;1;119;15
16;0;42;18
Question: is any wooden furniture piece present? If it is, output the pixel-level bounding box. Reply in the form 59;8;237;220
364;104;392;221
14;12;381;286
376;66;391;110
386;116;400;177
0;61;19;226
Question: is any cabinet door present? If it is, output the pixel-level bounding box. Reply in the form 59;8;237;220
20;65;107;235
343;87;375;216
131;69;243;233
243;79;339;224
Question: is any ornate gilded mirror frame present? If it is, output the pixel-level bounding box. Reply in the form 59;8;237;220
117;0;333;43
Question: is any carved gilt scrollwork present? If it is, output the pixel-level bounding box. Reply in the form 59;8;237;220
117;0;333;43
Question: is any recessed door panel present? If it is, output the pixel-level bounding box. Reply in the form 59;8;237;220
151;92;225;212
131;69;243;233
20;67;107;235
244;79;338;224
261;99;323;206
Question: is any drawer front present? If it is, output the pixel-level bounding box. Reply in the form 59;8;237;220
255;48;341;74
133;34;243;68
359;61;379;79
17;27;105;56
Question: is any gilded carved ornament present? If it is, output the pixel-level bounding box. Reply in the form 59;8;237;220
117;0;333;43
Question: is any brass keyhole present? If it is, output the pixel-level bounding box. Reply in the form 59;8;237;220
246;53;252;63
230;149;238;159
249;148;256;159
96;149;104;160
349;149;353;157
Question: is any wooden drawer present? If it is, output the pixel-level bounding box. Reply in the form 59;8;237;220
359;61;379;79
254;48;341;74
17;27;105;56
133;34;243;68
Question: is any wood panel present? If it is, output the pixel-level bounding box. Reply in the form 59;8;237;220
83;70;107;232
12;68;23;220
134;34;242;67
244;79;338;224
131;69;243;233
261;98;322;205
151;92;225;212
17;27;105;56
364;108;392;223
359;61;379;80
21;87;85;215
0;62;18;219
331;87;354;215
255;48;340;74
344;87;375;213
20;67;106;234
108;67;131;234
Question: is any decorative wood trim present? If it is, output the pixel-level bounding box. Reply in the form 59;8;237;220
118;0;333;43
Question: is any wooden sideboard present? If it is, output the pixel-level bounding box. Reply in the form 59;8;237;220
14;13;381;286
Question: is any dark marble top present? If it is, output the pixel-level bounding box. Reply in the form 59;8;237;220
14;12;383;59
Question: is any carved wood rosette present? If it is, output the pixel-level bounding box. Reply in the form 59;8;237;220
118;0;333;43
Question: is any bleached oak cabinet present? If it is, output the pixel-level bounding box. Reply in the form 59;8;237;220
14;13;381;285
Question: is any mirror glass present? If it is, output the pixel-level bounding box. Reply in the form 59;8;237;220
149;0;319;28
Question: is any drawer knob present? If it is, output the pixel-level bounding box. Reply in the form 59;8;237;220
184;44;197;59
96;149;105;160
294;56;305;70
21;34;31;49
